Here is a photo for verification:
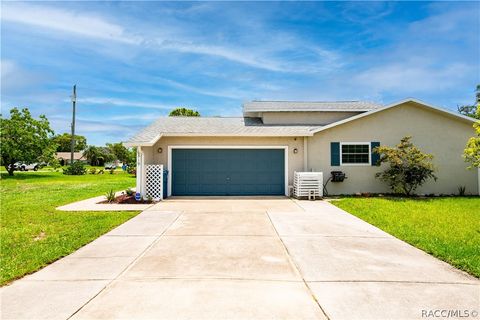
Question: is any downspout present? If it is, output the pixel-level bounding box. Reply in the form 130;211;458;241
136;146;145;197
303;137;308;171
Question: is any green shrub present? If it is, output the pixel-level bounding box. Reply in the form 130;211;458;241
89;168;97;174
458;186;466;196
109;168;115;174
374;136;437;195
125;188;134;196
105;189;116;203
98;169;104;174
63;162;87;175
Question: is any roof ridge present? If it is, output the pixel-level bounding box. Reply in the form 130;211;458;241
248;100;372;103
153;116;245;119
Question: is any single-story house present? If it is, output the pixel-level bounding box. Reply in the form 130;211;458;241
55;152;87;165
125;99;479;198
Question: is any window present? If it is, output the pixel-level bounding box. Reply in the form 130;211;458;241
340;143;370;165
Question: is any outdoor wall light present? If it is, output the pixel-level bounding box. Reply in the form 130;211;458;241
157;147;163;153
293;148;298;154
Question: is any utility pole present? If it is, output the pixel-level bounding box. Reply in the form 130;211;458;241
70;85;77;165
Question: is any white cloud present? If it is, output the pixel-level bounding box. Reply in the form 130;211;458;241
108;113;162;121
409;3;478;36
158;40;284;72
50;116;143;144
1;3;339;74
0;59;46;93
353;62;470;94
1;3;139;44
76;97;172;110
152;76;251;99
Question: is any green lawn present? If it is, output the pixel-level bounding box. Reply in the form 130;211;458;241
0;171;139;285
332;197;480;278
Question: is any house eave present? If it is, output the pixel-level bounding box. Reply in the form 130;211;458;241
161;132;314;137
124;134;163;147
124;131;314;146
244;109;372;113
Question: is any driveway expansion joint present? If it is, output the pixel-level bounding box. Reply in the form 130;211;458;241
266;210;332;320
66;211;182;320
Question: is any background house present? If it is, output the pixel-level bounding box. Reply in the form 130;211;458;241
55;152;87;166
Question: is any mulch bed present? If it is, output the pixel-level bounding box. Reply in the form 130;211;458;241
99;194;155;204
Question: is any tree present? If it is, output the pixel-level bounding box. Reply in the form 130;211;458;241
52;133;87;152
0;108;56;175
83;146;100;166
463;108;480;168
126;148;136;166
169;107;200;117
457;84;480;119
107;142;130;164
374;136;437;196
83;145;114;166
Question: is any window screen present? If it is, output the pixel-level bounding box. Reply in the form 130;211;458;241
341;144;370;164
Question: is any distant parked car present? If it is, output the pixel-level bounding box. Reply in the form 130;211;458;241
7;162;21;171
104;163;117;170
24;163;40;171
7;162;39;171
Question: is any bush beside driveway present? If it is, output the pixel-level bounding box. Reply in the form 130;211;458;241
0;171;139;285
332;197;480;278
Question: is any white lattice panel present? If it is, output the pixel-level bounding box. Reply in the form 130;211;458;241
293;172;323;199
145;164;163;200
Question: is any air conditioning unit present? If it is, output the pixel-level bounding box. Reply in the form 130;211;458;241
293;172;323;199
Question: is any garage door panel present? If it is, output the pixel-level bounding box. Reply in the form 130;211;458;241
172;149;284;196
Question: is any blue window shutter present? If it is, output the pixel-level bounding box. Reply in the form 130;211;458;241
371;142;380;166
331;142;340;166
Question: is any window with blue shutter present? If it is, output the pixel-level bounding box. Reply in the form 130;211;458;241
341;144;370;164
371;142;380;166
331;142;340;166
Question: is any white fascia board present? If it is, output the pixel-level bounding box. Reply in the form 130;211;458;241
124;142;149;147
311;98;476;134
123;134;163;147
124;131;313;147
161;132;314;137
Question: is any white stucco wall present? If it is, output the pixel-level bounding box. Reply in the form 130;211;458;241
307;102;478;195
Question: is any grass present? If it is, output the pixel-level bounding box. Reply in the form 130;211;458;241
0;171;139;285
332;197;480;278
0;165;126;173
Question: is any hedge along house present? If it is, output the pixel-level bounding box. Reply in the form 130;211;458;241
125;99;479;199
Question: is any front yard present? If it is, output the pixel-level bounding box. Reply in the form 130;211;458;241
0;171;139;285
332;197;480;278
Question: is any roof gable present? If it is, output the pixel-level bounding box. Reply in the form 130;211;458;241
311;98;476;134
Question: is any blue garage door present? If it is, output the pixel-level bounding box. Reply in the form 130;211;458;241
172;149;285;196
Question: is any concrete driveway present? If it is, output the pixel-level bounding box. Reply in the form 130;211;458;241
2;198;478;320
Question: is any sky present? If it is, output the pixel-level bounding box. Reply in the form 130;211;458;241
1;1;479;146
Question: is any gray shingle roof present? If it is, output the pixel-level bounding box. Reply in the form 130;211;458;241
243;101;383;113
127;117;319;144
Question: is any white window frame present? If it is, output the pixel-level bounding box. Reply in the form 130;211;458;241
340;142;371;166
167;145;289;197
